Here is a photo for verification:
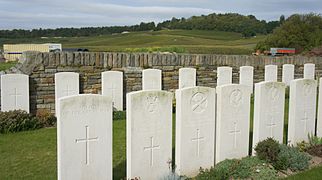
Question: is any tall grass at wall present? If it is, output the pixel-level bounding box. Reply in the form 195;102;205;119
0;61;17;71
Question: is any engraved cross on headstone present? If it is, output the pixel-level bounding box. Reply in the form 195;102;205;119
147;80;158;90
144;136;160;167
107;83;117;106
62;85;76;97
229;122;241;149
267;115;277;138
301;111;309;133
9;88;22;107
191;129;205;157
75;126;99;165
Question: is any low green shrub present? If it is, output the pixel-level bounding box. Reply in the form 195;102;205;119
307;134;322;146
36;111;56;127
274;144;311;171
113;111;126;120
297;141;310;152
254;138;280;163
195;157;277;180
0;110;41;133
161;171;185;180
195;159;236;180
307;144;322;158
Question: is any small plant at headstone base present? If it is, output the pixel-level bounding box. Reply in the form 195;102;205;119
274;144;311;171
172;99;176;113
0;110;41;133
234;156;277;180
113;111;126;120
306;144;322;158
254;137;280;163
161;159;187;180
296;140;310;152
195;159;236;180
194;157;278;180
307;133;322;147
36;110;56;127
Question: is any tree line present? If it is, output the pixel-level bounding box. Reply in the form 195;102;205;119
0;13;280;38
256;13;322;53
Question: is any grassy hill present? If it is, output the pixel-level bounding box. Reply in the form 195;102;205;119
0;30;266;54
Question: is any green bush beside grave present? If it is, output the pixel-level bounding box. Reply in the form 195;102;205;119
0;110;57;134
195;157;277;180
254;138;280;163
274;144;311;171
113;111;126;120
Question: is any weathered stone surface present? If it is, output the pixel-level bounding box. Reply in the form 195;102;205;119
1;74;29;112
317;77;322;137
6;52;322;114
216;84;251;163
239;66;253;93
178;68;196;89
265;65;278;82
304;63;315;79
282;64;294;86
217;67;232;86
253;82;286;153
55;72;79;114
175;86;216;176
101;71;123;111
57;94;112;180
142;69;162;90
288;79;317;145
127;90;172;180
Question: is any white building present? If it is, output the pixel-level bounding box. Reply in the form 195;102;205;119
3;43;62;61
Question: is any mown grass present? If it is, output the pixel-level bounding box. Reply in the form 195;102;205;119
0;61;17;71
0;120;126;180
1;93;321;179
285;165;322;180
0;30;266;54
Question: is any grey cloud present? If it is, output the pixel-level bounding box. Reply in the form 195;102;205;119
0;0;320;29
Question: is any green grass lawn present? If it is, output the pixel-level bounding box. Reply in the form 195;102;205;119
0;61;17;71
0;119;126;180
285;165;322;180
0;95;321;179
0;30;266;54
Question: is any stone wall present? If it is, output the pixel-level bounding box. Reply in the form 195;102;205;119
2;52;322;114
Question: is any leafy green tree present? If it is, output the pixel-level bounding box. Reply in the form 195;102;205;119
256;13;322;53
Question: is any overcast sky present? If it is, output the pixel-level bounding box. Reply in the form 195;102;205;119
0;0;321;29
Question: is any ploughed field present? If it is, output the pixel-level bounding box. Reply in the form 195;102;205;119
0;30;266;54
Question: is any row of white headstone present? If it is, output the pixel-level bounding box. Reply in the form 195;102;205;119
0;63;315;113
57;79;321;179
56;65;320;179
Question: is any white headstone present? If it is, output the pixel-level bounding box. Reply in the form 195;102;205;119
239;66;254;93
288;79;317;145
216;84;251;163
127;90;173;179
317;78;322;137
304;63;315;79
217;67;232;86
265;65;278;82
179;68;196;89
1;74;29;113
57;94;112;180
142;69;162;90
102;71;123;111
55;72;79;113
175;86;216;177
282;64;294;86
253;82;286;152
